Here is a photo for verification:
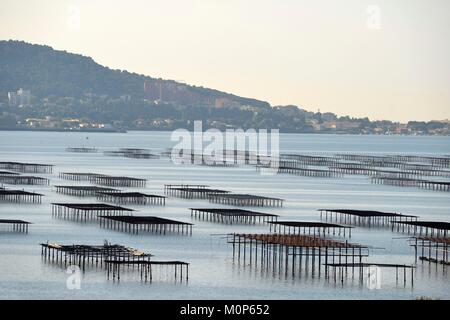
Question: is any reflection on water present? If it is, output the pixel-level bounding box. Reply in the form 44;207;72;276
0;131;449;299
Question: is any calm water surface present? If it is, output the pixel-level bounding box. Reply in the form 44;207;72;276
0;131;449;299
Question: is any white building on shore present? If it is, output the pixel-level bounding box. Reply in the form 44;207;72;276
8;88;31;106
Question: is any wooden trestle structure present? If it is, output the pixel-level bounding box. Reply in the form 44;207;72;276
40;242;189;282
97;191;166;205
0;171;19;176
330;166;450;179
105;260;189;282
90;175;147;187
268;221;353;237
280;154;337;167
391;221;450;238
267;153;450;194
372;169;450;179
166;148;264;165
164;184;229;199
0;161;53;173
409;236;449;266
99;216;193;235
51;203;134;221
104;148;159;159
190;208;278;224
371;176;450;192
0;219;31;233
59;172;103;181
227;233;415;285
0;189;43;203
41;242;151;270
257;165;342;178
0;175;49;185
323;263;415;286
66;147;98;153
55;185;118;197
58;172;146;187
208;193;284;207
335;153;450;168
319;209;418;227
227;233;369;278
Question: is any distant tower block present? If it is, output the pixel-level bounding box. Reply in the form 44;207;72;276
144;80;152;99
144;79;163;101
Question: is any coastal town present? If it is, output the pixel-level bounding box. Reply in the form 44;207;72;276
1;87;449;135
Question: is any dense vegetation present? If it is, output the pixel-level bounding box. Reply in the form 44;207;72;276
0;40;448;134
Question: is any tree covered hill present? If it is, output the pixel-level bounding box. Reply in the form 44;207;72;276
0;40;270;109
0;40;448;134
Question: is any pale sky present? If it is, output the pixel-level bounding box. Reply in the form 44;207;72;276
1;0;449;122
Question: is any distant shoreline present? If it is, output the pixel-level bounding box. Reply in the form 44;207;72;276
0;127;448;136
0;127;126;133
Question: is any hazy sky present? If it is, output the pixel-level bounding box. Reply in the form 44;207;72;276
1;0;449;122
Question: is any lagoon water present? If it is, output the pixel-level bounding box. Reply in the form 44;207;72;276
0;131;449;299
